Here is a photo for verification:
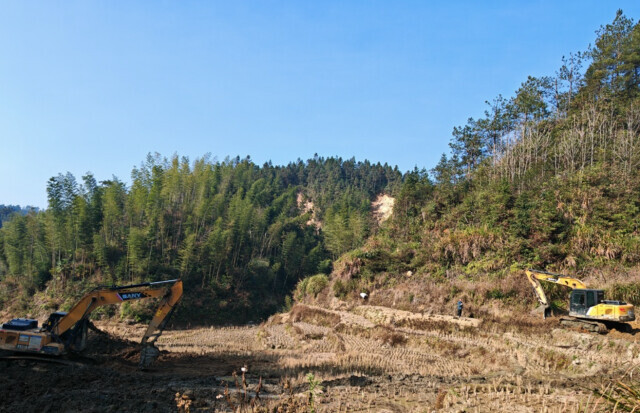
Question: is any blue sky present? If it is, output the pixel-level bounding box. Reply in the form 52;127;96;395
1;1;639;208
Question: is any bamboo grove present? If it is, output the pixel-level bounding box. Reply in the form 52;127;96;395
0;156;401;321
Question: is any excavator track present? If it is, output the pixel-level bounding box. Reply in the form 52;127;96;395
559;317;607;334
0;353;92;367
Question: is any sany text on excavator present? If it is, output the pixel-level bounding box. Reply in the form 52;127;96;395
0;279;183;368
525;269;634;333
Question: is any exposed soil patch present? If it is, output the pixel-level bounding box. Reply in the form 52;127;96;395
372;194;395;224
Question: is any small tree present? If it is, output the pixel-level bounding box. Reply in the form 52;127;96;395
306;373;323;412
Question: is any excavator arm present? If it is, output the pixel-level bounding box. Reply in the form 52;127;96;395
525;269;586;317
139;280;183;368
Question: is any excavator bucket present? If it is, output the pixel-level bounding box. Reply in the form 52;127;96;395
531;304;552;319
139;344;160;369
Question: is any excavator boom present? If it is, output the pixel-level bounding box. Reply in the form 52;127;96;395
525;269;586;308
139;280;183;367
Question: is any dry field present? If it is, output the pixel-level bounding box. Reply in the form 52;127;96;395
1;303;640;412
39;304;635;412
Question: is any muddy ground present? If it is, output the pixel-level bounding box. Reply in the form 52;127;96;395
1;305;639;412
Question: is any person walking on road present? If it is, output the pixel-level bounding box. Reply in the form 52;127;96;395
456;299;463;318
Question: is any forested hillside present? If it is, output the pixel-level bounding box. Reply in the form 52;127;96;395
2;11;640;324
0;155;401;322
322;10;640;306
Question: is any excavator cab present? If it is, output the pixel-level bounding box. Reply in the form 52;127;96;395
569;290;603;316
43;311;68;332
42;311;88;351
568;289;633;321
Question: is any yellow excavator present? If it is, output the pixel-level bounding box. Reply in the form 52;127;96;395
0;279;183;368
525;269;634;333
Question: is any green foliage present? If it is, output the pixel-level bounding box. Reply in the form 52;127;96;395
607;283;640;305
332;279;347;298
305;274;329;297
0;205;37;228
333;278;359;299
119;301;153;323
282;295;293;312
511;191;532;237
368;11;640;280
295;273;330;300
485;288;516;302
449;285;462;300
0;155;402;322
391;168;433;238
306;372;323;413
583;9;639;101
322;193;370;258
317;259;332;274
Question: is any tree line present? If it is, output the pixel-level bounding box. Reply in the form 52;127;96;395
0;205;38;228
0;155;401;321
376;10;640;280
437;10;640;188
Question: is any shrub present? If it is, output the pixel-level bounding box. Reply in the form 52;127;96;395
333;279;347;298
607;283;640;305
378;327;407;347
317;259;332;274
295;278;310;301
485;288;516;301
305;274;329;297
283;295;293;312
119;300;154;323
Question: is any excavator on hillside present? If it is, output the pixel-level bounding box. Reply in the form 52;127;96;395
525;269;635;333
0;279;183;368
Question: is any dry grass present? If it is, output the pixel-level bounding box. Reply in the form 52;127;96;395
289;304;341;327
91;301;640;412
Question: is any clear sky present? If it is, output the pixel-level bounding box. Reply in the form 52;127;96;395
1;1;639;208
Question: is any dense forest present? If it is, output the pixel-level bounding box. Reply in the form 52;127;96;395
0;155;401;322
2;11;640;323
0;205;37;228
332;10;640;299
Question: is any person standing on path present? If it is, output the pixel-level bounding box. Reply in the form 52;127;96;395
456;299;463;317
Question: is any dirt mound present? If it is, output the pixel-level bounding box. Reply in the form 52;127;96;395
297;192;321;229
0;327;177;412
83;326;142;365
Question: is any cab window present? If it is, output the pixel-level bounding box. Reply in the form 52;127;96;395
572;292;585;305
